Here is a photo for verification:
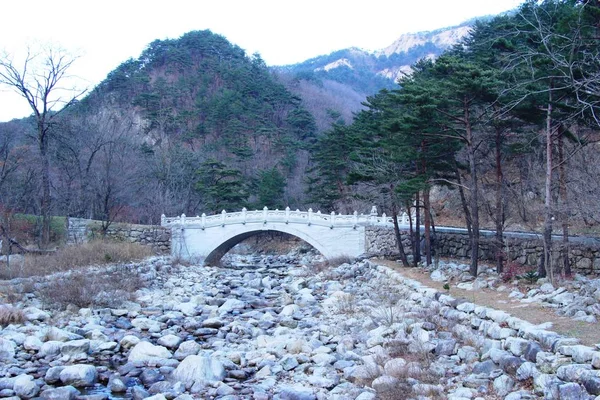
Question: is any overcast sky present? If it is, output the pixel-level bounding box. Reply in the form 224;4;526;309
0;0;524;122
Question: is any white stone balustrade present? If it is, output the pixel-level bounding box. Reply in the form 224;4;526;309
161;206;413;229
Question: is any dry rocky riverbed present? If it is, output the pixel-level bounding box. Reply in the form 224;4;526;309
1;254;600;399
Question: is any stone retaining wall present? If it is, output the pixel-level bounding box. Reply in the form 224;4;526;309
366;226;600;274
67;218;170;253
375;262;600;398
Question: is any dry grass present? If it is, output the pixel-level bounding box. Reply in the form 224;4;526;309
0;305;27;326
334;292;361;315
0;240;152;279
38;267;146;309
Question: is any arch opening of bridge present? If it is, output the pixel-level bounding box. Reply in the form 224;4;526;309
204;229;322;266
162;207;412;265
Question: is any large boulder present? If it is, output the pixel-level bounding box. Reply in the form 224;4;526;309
0;338;16;361
40;386;79;400
128;341;172;364
13;374;39;399
59;365;98;387
172;354;226;386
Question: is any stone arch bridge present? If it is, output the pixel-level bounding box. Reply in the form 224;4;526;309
161;207;411;265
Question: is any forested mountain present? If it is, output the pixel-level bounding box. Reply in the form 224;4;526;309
0;30;318;231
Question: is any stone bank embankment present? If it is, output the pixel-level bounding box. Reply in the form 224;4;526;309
1;257;599;399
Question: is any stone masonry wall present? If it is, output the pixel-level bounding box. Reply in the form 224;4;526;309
366;226;600;274
67;217;170;253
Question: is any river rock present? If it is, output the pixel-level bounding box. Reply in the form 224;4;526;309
40;386;79;400
0;338;16;361
59;364;98;387
128;341;172;364
172;354;226;386
13;375;39;399
157;334;182;349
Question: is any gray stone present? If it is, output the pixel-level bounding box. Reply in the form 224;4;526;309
218;299;245;314
60;339;90;358
44;366;64;384
581;374;600;395
516;362;539;381
59;364;98;387
128;341;172;364
13;375;39;399
556;364;591;382
201;318;225;328
39;341;63;358
108;375;127;393
119;335;140;349
157;334;182;349
524;342;542;363
131;386;150;400
493;374;515;397
505;337;529;357
435;339;457;356
22;336;43;351
40;386;79;400
0;338;16;361
278;384;316;400
558;345;596;363
174;341;201;360
281;355;299;371
172;354;226;386
558;382;587;400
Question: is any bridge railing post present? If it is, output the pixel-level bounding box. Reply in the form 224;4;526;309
308;208;313;225
285;207;290;224
369;206;377;225
242;207;247;224
353;211;358;228
263;206;268;223
330;211;335;228
181;213;186;225
201;213;206;229
221;210;226;226
400;212;408;225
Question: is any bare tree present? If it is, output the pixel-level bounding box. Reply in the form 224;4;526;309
0;46;85;247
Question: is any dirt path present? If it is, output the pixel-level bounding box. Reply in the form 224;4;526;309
374;259;600;347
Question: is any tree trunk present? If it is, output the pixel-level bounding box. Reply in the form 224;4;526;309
558;127;571;276
465;101;480;277
456;166;472;238
39;127;51;248
391;204;410;268
413;191;421;267
494;126;505;274
423;187;432;266
406;200;415;265
539;95;554;279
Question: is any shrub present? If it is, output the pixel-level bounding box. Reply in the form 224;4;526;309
520;268;539;285
501;262;528;283
0;305;27;327
38;267;146;309
12;214;67;244
335;293;359;315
